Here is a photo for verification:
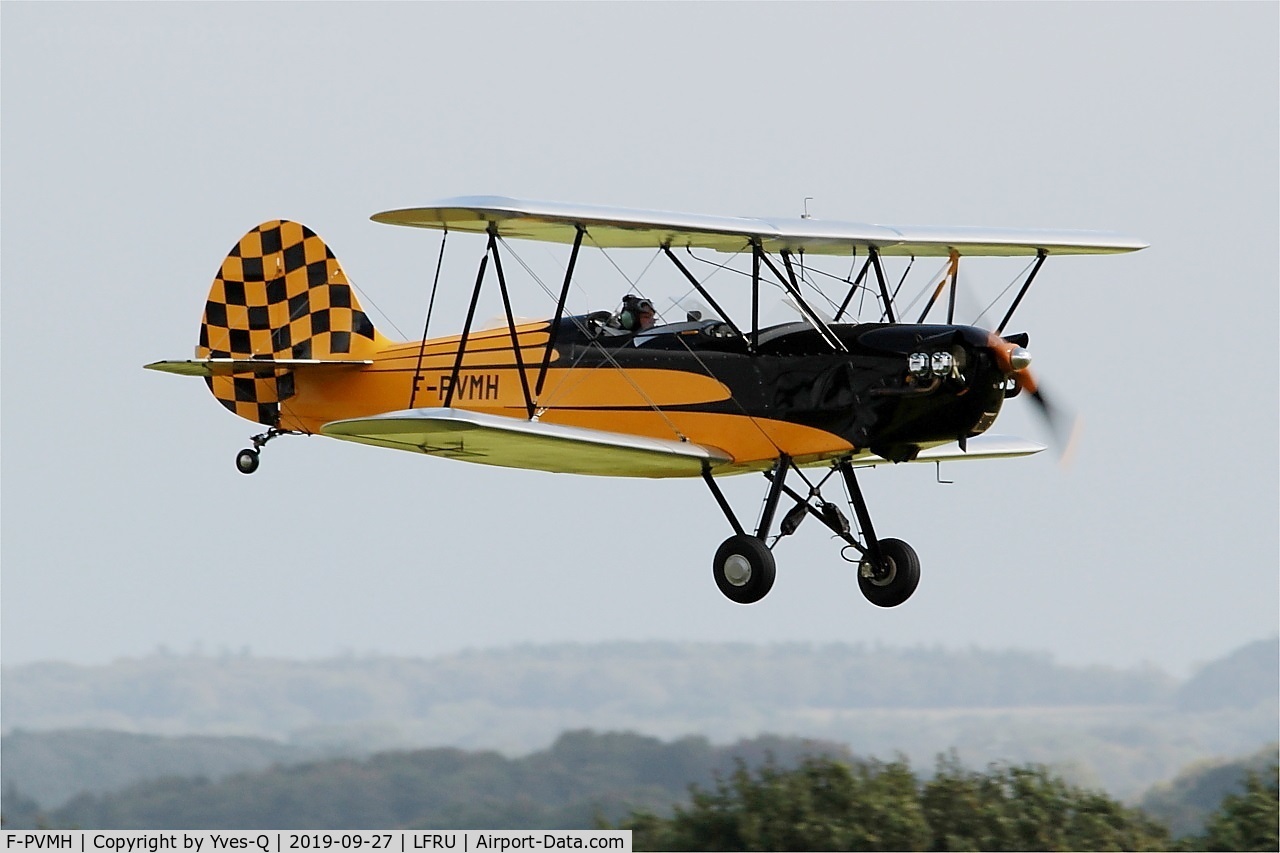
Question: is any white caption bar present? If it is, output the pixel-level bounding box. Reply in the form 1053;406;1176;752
2;832;631;853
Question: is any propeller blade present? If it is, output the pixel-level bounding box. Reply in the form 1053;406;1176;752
1028;384;1082;466
988;331;1080;464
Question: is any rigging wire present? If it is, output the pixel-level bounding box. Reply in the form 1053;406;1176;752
684;247;852;320
892;258;954;321
586;236;671;323
500;235;785;457
970;257;1038;328
496;235;688;441
409;229;448;407
631;247;663;289
873;255;916;323
348;280;408;342
675;245;747;314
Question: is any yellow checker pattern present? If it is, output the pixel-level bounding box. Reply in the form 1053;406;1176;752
197;221;379;425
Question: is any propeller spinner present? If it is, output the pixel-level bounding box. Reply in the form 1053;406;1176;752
988;331;1080;462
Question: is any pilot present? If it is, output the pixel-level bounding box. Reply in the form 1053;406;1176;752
617;295;657;332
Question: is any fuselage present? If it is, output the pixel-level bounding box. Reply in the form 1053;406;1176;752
276;316;1008;472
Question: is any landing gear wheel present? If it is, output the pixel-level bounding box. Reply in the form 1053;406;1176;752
235;448;260;475
713;534;776;604
857;538;919;607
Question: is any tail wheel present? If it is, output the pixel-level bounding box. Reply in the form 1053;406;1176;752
858;538;920;607
713;534;776;604
235;448;260;475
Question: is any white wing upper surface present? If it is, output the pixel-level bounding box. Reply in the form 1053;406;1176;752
373;196;1148;258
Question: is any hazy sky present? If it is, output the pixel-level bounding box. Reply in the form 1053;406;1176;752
3;2;1276;676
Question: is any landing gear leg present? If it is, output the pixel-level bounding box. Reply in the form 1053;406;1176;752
701;457;920;607
702;457;790;605
837;460;920;607
235;427;296;475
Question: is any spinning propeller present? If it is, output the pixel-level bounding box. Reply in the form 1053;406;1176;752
987;331;1082;464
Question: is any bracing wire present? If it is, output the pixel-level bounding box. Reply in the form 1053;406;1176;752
970;257;1038;328
874;256;915;323
585;236;671;322
496;236;688;441
684;247;851;320
409;228;448;407
349;282;408;342
499;235;785;456
893;258;954;321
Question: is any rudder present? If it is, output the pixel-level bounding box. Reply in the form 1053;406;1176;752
197;220;383;425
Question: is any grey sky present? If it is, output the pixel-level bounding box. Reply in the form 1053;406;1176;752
2;2;1276;676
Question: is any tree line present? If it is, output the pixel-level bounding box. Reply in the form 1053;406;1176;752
4;730;1277;851
621;753;1279;851
8;640;1275;803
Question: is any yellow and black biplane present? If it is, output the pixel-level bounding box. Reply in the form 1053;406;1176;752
148;197;1145;606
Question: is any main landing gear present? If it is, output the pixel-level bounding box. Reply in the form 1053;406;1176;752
702;456;919;607
234;428;297;475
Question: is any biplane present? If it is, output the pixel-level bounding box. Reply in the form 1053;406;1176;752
148;197;1145;606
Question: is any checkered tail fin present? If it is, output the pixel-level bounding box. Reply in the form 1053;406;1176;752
196;220;385;425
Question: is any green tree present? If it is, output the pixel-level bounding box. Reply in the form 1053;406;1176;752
623;754;1171;852
625;755;928;851
1195;764;1279;852
922;754;1168;851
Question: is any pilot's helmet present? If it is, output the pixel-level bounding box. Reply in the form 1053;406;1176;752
620;296;655;330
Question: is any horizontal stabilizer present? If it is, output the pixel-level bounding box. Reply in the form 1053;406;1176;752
889;435;1046;465
321;407;732;478
145;358;372;377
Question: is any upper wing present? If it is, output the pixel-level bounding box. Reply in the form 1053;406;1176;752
321;407;732;478
372;196;1148;258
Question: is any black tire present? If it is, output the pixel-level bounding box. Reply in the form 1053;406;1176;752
713;534;777;604
857;537;920;607
235;448;260;475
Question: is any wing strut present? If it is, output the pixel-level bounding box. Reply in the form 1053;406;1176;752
917;251;962;324
751;244;761;353
948;251;959;323
535;225;586;399
996;250;1048;334
444;250;488;409
662;247;747;344
410;228;448;408
487;226;536;419
870;247;896;323
759;247;846;352
833;251;872;322
442;229;542;418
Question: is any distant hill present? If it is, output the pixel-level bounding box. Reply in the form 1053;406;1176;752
2;639;1275;806
2;730;853;830
1174;639;1279;712
0;729;327;809
2;641;1181;741
1139;743;1280;836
